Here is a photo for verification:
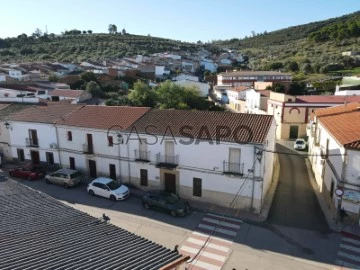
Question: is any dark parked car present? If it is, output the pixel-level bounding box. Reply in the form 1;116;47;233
9;164;46;180
142;192;190;217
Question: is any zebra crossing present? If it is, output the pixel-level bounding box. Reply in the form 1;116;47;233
335;233;360;270
180;213;242;270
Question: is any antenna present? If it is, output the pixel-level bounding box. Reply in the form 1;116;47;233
45;25;48;34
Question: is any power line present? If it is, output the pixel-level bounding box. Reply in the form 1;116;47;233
262;149;346;157
187;155;260;268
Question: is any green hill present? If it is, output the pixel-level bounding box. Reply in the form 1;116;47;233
0;33;199;63
214;11;360;75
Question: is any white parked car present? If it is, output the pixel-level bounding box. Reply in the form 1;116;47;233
294;138;307;150
87;177;130;201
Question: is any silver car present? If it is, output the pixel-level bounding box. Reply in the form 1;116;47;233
45;169;83;188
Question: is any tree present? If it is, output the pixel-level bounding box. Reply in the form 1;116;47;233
286;61;299;72
289;82;306;95
86;81;103;97
49;74;60;82
32;28;43;39
274;83;285;93
81;71;97;83
128;81;157;107
87;30;92;34
122;28;127;35
82;30;87;34
108;24;117;34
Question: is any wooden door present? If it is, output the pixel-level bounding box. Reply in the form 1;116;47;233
289;126;299;139
30;150;40;165
88;160;97;178
140;169;148;186
109;164;116;180
69;157;75;170
164;173;176;194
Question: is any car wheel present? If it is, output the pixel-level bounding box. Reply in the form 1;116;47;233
45;178;51;184
88;190;94;196
9;172;14;177
64;183;69;189
27;176;32;181
110;195;116;201
143;203;150;210
170;210;177;217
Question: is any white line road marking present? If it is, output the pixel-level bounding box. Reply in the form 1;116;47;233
198;223;237;236
187;237;230;252
338;251;360;263
207;213;243;223
335;259;360;270
181;245;226;262
192;231;233;244
192;260;222;270
203;217;241;229
340;243;360;253
342;237;360;247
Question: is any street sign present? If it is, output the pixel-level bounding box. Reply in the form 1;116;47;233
335;188;344;197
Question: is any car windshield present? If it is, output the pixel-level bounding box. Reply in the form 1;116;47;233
165;194;180;204
296;140;304;144
70;172;82;178
107;180;120;190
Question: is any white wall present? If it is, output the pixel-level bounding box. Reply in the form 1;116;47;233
9;70;22;79
0;74;6;82
174;80;209;97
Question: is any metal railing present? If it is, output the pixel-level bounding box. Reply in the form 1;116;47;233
135;150;150;162
25;138;39;147
156;153;179;165
223;161;244;175
83;144;94;154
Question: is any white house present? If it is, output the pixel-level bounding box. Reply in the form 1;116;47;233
246;89;270;115
174;73;199;82
200;59;218;73
308;102;360;219
7;103;82;167
174;80;209;97
0;73;6;82
48;89;92;104
225;86;252;113
8;70;22;79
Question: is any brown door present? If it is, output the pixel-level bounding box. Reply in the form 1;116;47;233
88;160;97;178
87;134;93;153
69;157;75;170
109;164;116;180
140;169;148;186
164;173;176;194
30;150;40;165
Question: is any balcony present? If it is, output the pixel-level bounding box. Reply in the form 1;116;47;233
223;161;244;176
135;150;150;162
25;138;39;147
83;144;94;155
156;153;179;169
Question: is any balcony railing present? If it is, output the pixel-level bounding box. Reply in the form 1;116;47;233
156;153;179;169
25;138;39;147
223;161;244;176
83;144;94;154
135;150;150;162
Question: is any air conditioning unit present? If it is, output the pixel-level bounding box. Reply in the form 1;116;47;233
25;138;30;146
50;143;58;149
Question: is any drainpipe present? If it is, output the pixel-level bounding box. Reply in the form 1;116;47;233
126;132;131;186
54;125;62;169
251;146;256;212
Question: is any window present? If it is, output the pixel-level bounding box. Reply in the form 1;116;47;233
17;149;25;162
67;131;72;141
108;136;113;147
140;169;148;186
46;152;54;165
193;178;202;197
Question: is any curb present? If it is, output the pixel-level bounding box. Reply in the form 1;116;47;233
305;158;342;232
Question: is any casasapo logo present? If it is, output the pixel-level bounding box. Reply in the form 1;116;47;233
107;124;254;145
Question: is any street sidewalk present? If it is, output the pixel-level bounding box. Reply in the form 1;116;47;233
131;154;281;224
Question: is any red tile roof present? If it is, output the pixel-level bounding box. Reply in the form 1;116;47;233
316;103;360;150
9;103;83;124
228;86;251;92
50;89;84;98
295;95;360;104
57;106;150;130
128;109;274;144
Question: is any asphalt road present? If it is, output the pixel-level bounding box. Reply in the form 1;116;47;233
268;142;330;232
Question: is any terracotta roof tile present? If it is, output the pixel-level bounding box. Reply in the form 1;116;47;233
9;103;83;124
128;109;274;144
219;71;291;77
57;106;150;130
295;96;360;104
50;89;84;98
315;102;360;117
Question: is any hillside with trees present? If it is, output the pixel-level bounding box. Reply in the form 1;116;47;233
0;29;200;63
215;11;360;78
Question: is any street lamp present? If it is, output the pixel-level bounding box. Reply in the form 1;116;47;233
116;133;124;144
4;121;10;130
116;132;123;184
256;149;263;163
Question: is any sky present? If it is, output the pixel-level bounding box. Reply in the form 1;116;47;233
0;0;359;43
